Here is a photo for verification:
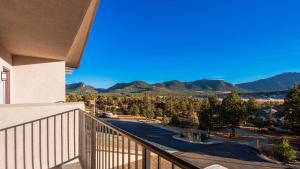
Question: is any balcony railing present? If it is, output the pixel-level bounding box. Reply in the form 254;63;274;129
0;108;200;169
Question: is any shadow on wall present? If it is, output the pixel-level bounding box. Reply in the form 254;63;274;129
12;55;63;66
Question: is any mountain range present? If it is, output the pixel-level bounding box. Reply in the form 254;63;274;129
66;72;300;95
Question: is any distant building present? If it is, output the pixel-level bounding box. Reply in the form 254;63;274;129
250;107;282;124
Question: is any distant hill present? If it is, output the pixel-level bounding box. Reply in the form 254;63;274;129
106;81;153;93
66;82;104;94
154;79;239;92
67;80;238;95
237;72;300;92
66;72;300;95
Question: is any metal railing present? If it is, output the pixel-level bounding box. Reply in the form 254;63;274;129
0;109;79;169
79;110;200;169
0;109;200;169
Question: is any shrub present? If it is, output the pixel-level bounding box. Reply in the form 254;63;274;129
155;108;163;118
144;110;155;119
188;112;199;127
162;115;170;124
273;137;296;162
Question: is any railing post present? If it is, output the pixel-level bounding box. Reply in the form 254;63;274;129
91;119;96;169
78;111;82;166
81;111;87;169
142;147;150;169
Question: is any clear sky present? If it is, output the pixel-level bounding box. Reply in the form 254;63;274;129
66;0;300;89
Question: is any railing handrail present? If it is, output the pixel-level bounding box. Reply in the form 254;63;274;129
0;108;79;132
81;110;201;169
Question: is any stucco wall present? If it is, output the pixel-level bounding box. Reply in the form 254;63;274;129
0;45;13;104
12;56;65;104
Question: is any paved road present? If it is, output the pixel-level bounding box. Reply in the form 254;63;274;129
104;119;290;169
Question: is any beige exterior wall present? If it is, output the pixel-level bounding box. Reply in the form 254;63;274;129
0;50;66;104
12;56;65;104
0;45;13;104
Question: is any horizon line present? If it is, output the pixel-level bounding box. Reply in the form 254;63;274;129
66;71;299;89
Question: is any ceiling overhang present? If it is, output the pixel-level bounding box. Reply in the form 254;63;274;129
0;0;99;68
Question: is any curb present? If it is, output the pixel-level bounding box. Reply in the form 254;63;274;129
172;135;224;145
227;140;282;164
258;153;283;164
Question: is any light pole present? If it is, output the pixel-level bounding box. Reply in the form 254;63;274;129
90;99;96;115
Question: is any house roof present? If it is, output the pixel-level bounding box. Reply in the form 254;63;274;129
0;0;99;68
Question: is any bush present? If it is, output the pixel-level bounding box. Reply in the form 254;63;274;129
162;115;170;124
188;112;199;127
155;108;163;118
274;137;296;162
144;110;155;119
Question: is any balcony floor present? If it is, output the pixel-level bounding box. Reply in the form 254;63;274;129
52;162;82;169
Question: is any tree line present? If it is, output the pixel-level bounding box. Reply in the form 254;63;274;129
67;85;300;135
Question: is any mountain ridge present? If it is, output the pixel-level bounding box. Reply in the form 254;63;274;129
236;72;300;92
66;72;300;95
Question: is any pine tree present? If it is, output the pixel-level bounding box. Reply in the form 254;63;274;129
247;97;260;115
221;91;247;137
283;85;300;132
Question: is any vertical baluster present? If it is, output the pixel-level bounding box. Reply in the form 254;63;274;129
96;122;98;169
31;123;34;169
91;120;96;169
39;121;42;169
85;116;88;169
78;112;81;163
122;135;124;169
67;112;70;160
79;111;82;164
108;128;110;169
101;126;105;169
99;123;101;169
117;133;119;169
61;114;63;163
82;111;84;165
142;147;150;169
5;129;7;169
23;125;26;169
157;156;161;169
128;139;131;169
87;116;89;169
54;116;57;166
135;143;138;169
105;126;107;169
47;118;49;169
172;163;175;169
14;127;17;169
112;130;115;169
89;117;92;169
142;147;146;169
74;110;76;157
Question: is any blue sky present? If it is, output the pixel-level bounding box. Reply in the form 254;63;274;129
67;0;300;88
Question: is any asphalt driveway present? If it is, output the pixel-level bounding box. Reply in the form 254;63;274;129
104;119;289;169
